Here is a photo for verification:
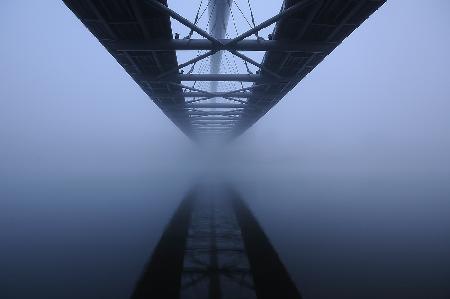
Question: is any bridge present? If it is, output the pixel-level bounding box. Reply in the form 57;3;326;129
63;0;385;142
62;1;385;297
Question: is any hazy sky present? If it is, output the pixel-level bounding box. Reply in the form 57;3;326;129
1;1;450;299
1;0;449;181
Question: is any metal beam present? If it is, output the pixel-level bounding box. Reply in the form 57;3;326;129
148;74;262;84
189;117;240;121
193;127;233;131
195;131;231;134
186;110;244;116
112;39;330;53
185;87;263;103
193;128;234;131
166;83;250;105
184;92;250;98
181;83;265;105
192;124;237;127
155;50;217;79
156;92;252;98
190;117;240;121
191;121;238;125
185;103;247;109
192;123;235;127
181;74;262;82
198;92;250;98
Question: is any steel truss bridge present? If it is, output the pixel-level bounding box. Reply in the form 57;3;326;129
63;0;385;142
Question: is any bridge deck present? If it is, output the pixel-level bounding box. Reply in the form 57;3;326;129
64;0;385;141
63;0;194;137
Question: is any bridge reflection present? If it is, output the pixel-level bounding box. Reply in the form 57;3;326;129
131;184;301;299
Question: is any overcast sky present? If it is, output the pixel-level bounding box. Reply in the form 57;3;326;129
1;0;449;182
1;1;450;299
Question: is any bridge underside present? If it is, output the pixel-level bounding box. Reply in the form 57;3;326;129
64;0;385;141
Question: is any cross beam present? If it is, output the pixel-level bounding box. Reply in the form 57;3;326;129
185;110;244;116
149;74;265;82
185;103;248;109
188;117;240;121
156;92;253;98
193;124;234;127
112;39;330;52
193;127;233;131
191;121;238;125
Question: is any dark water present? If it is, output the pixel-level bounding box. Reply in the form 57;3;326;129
2;171;449;299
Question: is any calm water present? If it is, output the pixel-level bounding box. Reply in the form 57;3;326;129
2;170;449;299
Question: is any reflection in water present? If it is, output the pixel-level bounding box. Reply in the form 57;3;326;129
131;184;301;299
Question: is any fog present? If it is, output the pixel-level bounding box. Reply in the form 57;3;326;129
1;1;450;299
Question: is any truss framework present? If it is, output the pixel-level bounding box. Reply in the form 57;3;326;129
63;0;385;141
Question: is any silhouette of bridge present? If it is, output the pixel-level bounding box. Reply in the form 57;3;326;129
63;0;385;142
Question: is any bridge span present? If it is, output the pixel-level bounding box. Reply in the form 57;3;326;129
63;0;385;141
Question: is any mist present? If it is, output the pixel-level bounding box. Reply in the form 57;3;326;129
1;1;450;299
